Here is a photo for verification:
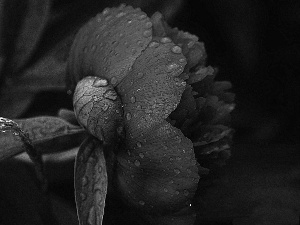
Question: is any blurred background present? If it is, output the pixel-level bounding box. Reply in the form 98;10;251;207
0;0;299;224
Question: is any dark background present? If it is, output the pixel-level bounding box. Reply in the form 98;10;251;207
0;0;299;224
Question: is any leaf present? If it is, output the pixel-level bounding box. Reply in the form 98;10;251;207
0;116;86;160
75;136;108;225
0;117;47;191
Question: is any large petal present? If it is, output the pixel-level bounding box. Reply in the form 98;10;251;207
67;4;152;90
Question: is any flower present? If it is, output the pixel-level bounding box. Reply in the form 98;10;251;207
68;4;235;225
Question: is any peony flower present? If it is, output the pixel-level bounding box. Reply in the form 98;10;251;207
67;4;235;225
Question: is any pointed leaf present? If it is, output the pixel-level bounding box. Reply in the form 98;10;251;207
75;137;108;225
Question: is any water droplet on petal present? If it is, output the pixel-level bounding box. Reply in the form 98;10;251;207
104;90;118;100
179;58;186;63
102;104;109;111
136;142;142;148
116;12;126;18
80;193;87;201
134;160;140;167
83;47;88;53
110;77;118;85
126;113;132;120
102;8;110;15
167;63;179;72
137;72;144;78
91;45;97;52
174;169;180;174
160;37;171;43
93;78;108;87
183;190;189;196
143;30;152;37
87;206;96;225
145;21;152;29
175;136;181;143
149;41;159;48
139;200;145;205
82;176;88;186
130;96;136;103
171;45;182;54
139;14;147;20
187;41;195;48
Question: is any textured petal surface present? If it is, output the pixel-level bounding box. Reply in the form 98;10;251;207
68;5;152;90
75;137;108;225
73;76;123;144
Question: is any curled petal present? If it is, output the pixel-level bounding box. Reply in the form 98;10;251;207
73;76;123;144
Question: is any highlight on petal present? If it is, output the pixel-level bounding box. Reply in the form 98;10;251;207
75;137;108;225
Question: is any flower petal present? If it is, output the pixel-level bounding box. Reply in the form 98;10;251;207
67;5;152;90
75;137;108;225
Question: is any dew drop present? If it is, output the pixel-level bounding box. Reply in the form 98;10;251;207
83;47;88;53
130;96;136;103
127;19;132;24
139;14;147;20
136;142;142;148
82;176;88;186
163;188;168;192
179;58;186;63
137;72;144;78
167;63;179;72
145;21;152;29
102;104;109;111
175;191;180;195
80;192;87;201
171;45;182;54
139;153;144;158
160;37;171;43
183;190;189;196
87;206;96;225
104;90;118;101
174;169;180;174
139;200;145;205
134;160;140;167
149;41;159;48
175;136;181;143
137;40;143;46
143;30;152;37
102;8;110;15
126;113;132;120
98;165;102;173
91;45;97;52
110;77;117;85
116;12;126;18
187;41;195;48
105;15;112;21
92;78;108;87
